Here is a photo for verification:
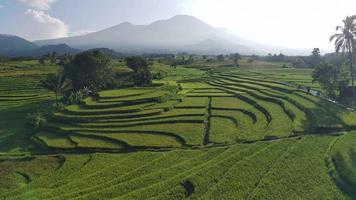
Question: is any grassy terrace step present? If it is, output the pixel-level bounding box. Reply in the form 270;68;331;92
100;132;183;148
249;135;346;199
120;140;292;200
69;135;125;149
0;94;40;98
6;153;163;199
212;76;313;121
35;132;76;149
245;89;308;132
42;130;186;148
174;97;209;108
187;92;235;97
199;140;294;199
64;102;155;115
192;88;227;93
0;95;50;102
211;82;294;138
40;148;225;200
36;130;129;150
211;78;298;116
98;91;167;103
83;97;157;109
212;79;296;122
149;143;267;200
329;132;356;197
208;82;272;123
217;73;295;92
211;97;268;141
211;109;267;142
99;89;156;99
53;108;164;122
53;122;205;146
77;144;263;200
73;116;205;128
179;82;216;90
209;116;238;144
87;108;206;123
144;100;180;110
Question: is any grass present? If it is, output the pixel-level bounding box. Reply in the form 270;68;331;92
36;132;76;149
1;59;356;199
329;132;356;197
209;116;238;143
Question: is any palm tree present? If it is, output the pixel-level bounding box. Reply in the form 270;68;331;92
41;73;72;102
330;15;356;102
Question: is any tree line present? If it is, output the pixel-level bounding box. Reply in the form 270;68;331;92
41;50;152;105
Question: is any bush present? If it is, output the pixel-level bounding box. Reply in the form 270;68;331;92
281;64;288;68
51;102;66;112
67;90;85;105
292;58;307;68
153;72;164;80
27;111;47;129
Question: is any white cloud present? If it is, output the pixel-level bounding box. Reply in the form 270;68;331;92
19;9;68;40
17;0;56;10
0;5;4;8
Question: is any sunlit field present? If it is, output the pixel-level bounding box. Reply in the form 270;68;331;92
0;58;356;200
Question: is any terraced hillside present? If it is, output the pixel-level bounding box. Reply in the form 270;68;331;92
1;60;356;199
0;61;56;154
35;69;356;151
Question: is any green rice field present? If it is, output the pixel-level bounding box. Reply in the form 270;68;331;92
1;59;356;199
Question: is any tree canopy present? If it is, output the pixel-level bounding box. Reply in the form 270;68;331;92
63;50;113;90
312;62;349;98
125;56;152;86
41;73;72;102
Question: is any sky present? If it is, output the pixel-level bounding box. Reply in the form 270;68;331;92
0;0;356;51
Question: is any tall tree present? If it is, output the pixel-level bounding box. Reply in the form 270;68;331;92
63;50;113;90
217;55;225;62
312;62;349;98
330;15;356;102
41;73;72;102
310;48;321;67
50;51;57;64
230;53;241;67
125;56;152;86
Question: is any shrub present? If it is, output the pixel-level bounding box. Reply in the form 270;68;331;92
51;102;66;112
27;111;47;129
67;90;85;105
292;58;307;68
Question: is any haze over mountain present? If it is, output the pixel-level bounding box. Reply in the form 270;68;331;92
34;15;309;55
0;34;38;56
0;34;80;57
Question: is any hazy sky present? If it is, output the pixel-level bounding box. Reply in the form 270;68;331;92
1;0;356;51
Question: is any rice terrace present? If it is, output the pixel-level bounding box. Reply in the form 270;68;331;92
1;1;356;200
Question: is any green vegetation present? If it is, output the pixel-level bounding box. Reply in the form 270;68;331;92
1;54;356;200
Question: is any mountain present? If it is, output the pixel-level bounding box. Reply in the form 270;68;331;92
87;48;125;59
35;15;257;55
30;44;81;57
0;34;80;57
0;34;38;57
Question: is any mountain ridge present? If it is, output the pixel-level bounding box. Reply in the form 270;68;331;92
34;15;258;55
0;35;81;57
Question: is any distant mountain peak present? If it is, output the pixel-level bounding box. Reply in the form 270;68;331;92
113;22;134;28
169;15;201;21
31;15;307;55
